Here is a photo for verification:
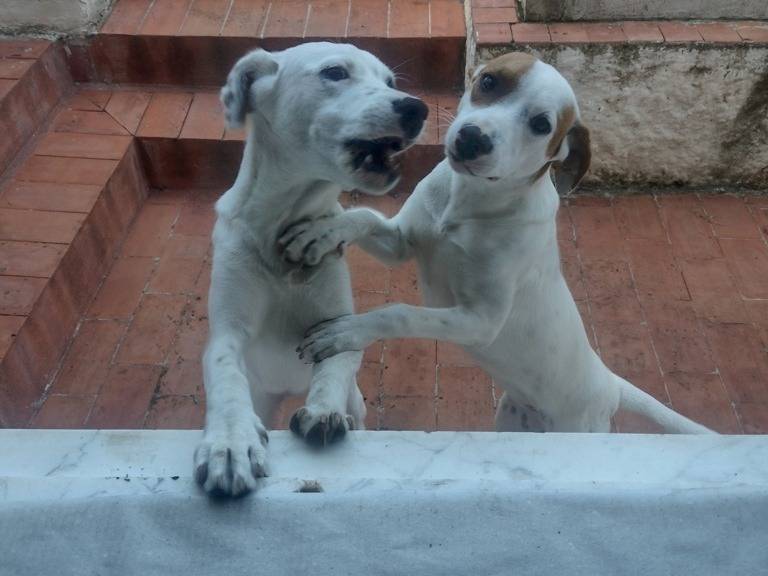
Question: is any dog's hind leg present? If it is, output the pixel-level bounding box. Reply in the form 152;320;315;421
494;392;551;432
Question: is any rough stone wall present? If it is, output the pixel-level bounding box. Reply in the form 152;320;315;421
0;0;114;36
479;44;768;188
522;0;768;22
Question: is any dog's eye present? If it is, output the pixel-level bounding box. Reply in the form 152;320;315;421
386;77;395;88
480;73;496;92
320;66;349;81
529;114;552;135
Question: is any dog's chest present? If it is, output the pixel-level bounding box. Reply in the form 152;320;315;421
435;218;515;265
412;220;487;306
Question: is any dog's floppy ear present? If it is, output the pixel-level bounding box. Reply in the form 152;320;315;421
221;49;279;129
552;121;591;195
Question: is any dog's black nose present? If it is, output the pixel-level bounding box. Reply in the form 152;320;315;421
454;124;494;161
393;97;429;139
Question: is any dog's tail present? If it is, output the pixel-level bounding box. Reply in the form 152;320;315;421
615;375;715;434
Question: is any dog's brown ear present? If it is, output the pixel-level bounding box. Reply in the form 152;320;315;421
220;49;279;129
552;121;591;195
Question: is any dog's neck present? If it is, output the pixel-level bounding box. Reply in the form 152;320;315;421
217;117;342;248
441;164;559;228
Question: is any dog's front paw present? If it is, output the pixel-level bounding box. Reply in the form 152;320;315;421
278;218;345;266
298;315;371;363
193;417;269;497
289;406;355;447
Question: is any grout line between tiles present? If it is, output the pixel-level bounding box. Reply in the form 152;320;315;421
219;0;236;36
344;0;352;38
177;0;196;35
303;3;312;38
259;1;272;39
135;0;157;33
427;0;432;37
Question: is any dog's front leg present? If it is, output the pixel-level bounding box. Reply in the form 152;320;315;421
288;260;366;446
279;208;412;267
289;350;365;446
193;253;275;497
194;329;270;496
299;303;509;363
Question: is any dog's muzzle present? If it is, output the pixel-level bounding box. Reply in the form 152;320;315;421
451;124;494;162
344;96;428;187
393;97;429;140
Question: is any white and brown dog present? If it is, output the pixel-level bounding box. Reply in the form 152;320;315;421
195;43;428;496
282;53;712;435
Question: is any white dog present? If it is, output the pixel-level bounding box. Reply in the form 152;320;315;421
283;52;712;435
195;43;428;496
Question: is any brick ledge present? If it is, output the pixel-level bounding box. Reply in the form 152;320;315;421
474;20;768;45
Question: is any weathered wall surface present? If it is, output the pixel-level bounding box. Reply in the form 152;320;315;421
0;0;113;36
479;44;768;188
523;0;768;22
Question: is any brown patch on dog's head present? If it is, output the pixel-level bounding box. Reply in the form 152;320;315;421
546;105;576;158
470;52;538;107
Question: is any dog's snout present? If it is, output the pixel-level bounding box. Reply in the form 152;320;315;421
454;124;494;162
392;97;429;139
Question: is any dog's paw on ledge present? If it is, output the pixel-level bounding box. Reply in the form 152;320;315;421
193;422;269;497
290;407;356;448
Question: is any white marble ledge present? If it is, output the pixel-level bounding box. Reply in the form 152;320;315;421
2;429;767;496
3;431;767;576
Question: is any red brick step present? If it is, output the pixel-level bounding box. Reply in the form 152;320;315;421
68;0;466;91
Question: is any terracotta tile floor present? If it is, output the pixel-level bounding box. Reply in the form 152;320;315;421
5;4;767;436
29;190;768;434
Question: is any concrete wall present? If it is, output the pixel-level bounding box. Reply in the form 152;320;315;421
479;44;768;188
0;0;113;36
523;0;768;21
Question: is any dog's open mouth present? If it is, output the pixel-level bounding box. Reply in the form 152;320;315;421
346;137;405;176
